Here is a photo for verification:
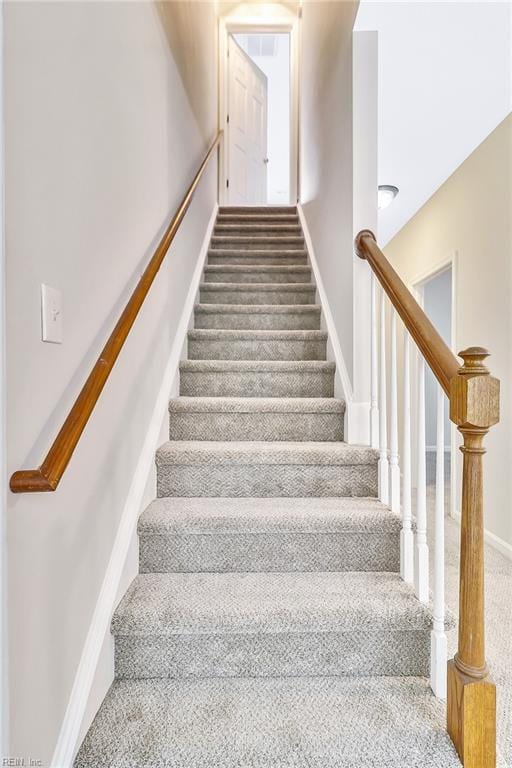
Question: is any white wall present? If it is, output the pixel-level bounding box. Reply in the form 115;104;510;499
385;115;512;551
355;2;512;245
300;1;358;386
235;33;290;204
4;2;217;763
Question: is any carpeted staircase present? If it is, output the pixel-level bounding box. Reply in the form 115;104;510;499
75;207;461;767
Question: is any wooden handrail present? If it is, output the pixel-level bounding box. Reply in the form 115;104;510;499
355;229;459;395
10;131;223;493
356;228;500;767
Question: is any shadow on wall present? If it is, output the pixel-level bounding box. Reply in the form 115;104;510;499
155;1;216;140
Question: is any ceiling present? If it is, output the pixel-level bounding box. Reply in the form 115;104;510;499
355;1;512;245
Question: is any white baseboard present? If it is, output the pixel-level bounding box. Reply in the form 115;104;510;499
451;509;512;561
296;205;353;405
51;204;218;768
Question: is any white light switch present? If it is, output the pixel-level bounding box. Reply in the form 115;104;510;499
41;284;63;344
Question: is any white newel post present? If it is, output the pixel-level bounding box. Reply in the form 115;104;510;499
389;311;400;514
400;331;414;583
414;354;429;603
431;383;447;698
378;289;389;504
370;273;379;449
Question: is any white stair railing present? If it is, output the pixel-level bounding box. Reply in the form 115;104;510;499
414;354;429;603
401;330;414;584
370;274;379;449
378;289;389;504
431;383;447;697
389;311;400;514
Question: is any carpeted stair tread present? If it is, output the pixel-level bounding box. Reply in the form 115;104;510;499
215;223;302;233
137;497;399;573
112;571;434;636
179;359;335;398
138;496;399;535
74;676;462;768
156;440;377;467
210;236;305;250
187;329;327;362
194;303;321;330
169;396;343;416
217;213;299;222
219;205;297;213
204;264;312;282
200;282;316;306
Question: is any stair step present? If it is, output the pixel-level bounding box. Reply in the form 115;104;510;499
138;496;399;573
210;235;305;250
200;282;316;305
112;571;432;678
194;303;322;330
156;441;378;498
208;248;308;265
187;329;327;361
215;223;302;233
204;264;311;283
179;360;335;397
168;397;344;441
216;213;299;223
75;676;462;768
219;205;297;214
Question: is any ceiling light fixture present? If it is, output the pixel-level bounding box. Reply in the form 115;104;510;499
378;185;399;210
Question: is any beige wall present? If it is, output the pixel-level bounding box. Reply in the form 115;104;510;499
300;0;358;386
385;114;512;549
4;1;217;763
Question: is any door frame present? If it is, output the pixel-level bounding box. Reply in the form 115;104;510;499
410;253;458;521
219;15;299;206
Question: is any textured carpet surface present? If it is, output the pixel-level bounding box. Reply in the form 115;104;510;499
74;677;462;768
75;207;467;767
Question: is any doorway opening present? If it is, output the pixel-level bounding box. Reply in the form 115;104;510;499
233;33;290;205
220;21;297;207
415;265;454;515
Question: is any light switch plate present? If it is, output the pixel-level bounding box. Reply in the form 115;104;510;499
41;284;63;343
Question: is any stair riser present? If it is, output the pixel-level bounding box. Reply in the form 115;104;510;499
156;463;378;498
187;337;327;361
214;227;303;237
208;253;308;266
216;216;299;224
211;238;304;251
179;368;335;398
114;631;429;679
139;532;399;573
219;206;297;214
194;309;321;331
200;287;316;305
168;411;343;442
204;269;311;284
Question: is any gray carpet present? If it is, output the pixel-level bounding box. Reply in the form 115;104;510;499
75;206;471;766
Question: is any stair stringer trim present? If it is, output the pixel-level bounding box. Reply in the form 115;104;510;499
50;203;218;768
297;204;358;441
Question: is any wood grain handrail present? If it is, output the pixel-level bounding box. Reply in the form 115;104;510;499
355;229;459;395
10;131;223;493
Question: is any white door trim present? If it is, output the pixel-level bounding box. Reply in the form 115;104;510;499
410;253;458;521
219;15;299;206
0;2;8;757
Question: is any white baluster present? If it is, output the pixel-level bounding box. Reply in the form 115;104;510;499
414;354;429;603
370;273;379;449
431;383;447;697
378;289;389;504
400;331;414;583
389;311;400;514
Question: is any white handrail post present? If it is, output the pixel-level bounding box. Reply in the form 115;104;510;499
389;311;400;514
431;383;447;697
378;288;389;504
414;354;429;603
401;331;414;583
370;273;379;449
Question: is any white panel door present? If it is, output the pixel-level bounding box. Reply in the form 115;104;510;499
228;37;268;205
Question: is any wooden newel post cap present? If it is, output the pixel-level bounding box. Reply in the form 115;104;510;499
354;229;376;260
450;347;500;429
